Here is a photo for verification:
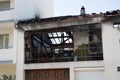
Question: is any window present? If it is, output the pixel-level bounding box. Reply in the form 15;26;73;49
113;23;120;28
0;1;10;10
0;34;9;49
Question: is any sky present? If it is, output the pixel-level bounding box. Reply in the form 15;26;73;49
54;0;120;16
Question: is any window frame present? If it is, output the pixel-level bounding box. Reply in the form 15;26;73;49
0;34;9;49
113;23;120;28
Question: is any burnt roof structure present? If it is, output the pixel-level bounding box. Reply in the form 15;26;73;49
16;10;120;31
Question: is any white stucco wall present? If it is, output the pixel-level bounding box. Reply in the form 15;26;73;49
16;20;120;80
75;70;104;80
16;29;104;80
102;22;120;80
16;28;104;80
0;0;14;21
15;0;53;20
24;61;104;80
0;9;14;21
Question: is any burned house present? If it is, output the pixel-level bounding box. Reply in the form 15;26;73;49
18;16;104;63
16;10;120;80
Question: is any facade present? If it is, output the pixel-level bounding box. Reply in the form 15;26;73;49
0;0;120;80
16;10;120;80
0;0;16;79
0;0;53;80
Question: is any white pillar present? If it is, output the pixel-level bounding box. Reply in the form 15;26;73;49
13;27;17;63
70;67;74;80
16;30;24;80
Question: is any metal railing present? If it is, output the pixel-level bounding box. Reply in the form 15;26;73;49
25;54;103;63
25;43;103;63
74;43;103;61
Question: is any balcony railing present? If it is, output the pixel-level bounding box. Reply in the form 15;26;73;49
0;8;14;21
74;43;103;61
25;43;103;63
0;47;15;63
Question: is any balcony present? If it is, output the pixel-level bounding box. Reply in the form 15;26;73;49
24;27;103;64
25;43;103;63
0;47;16;63
0;8;14;21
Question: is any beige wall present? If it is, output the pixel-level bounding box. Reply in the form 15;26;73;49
0;64;16;75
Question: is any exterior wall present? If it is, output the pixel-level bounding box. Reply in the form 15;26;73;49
1;0;54;79
24;61;104;80
0;64;16;80
16;28;105;80
0;0;14;21
0;9;14;21
102;22;120;80
75;70;104;80
16;21;120;80
0;0;16;78
15;0;53;20
0;64;16;75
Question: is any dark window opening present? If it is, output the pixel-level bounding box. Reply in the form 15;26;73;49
24;24;103;63
113;23;120;28
25;30;74;63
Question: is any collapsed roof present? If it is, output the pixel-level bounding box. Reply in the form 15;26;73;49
17;10;120;31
